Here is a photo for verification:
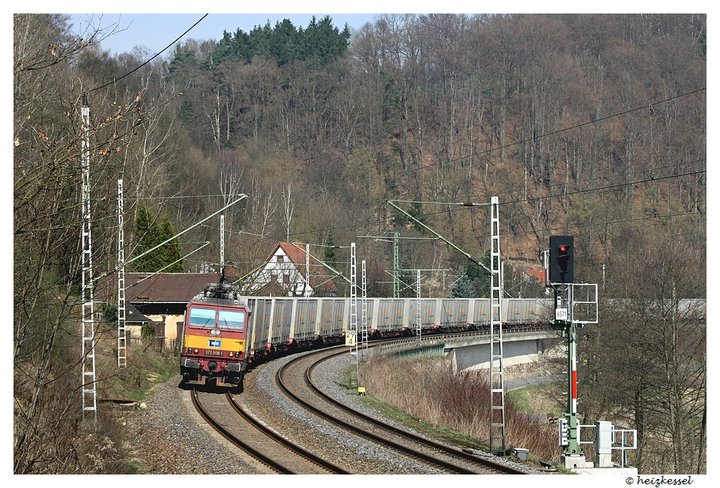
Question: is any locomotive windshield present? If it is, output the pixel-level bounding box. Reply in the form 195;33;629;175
188;306;245;330
189;307;215;326
219;310;245;330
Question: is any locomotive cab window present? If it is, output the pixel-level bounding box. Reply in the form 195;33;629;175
189;307;216;327
219;310;245;330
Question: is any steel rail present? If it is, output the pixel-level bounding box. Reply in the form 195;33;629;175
276;348;478;474
190;389;293;473
308;349;527;474
225;392;349;474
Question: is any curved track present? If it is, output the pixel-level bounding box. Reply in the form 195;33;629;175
190;388;347;474
276;347;527;474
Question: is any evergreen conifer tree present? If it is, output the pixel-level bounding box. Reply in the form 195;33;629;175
159;214;183;272
132;203;161;271
324;232;338;269
132;204;183;272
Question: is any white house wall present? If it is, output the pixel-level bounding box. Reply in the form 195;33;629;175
251;247;314;296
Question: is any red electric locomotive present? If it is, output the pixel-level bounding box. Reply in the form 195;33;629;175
180;277;250;390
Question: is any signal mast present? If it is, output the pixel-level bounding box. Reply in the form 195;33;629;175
545;236;636;472
547;236;583;465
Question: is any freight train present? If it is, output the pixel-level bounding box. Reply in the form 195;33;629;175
243;296;554;366
180;275;554;389
179;275;704;391
179;278;250;389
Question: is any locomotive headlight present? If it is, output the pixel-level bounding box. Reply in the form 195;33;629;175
228;351;233;357
193;348;199;354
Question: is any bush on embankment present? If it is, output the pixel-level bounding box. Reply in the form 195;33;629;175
362;355;560;463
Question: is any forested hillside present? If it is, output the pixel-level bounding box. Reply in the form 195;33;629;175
13;13;705;473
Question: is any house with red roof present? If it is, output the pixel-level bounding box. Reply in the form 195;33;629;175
251;242;339;297
525;268;547;286
95;272;219;345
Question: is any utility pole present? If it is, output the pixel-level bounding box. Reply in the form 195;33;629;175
125;195;247;268
360;234;438;297
306;243;310;296
80;97;97;421
350;242;357;353
290;242;352;285
361;259;368;359
349;242;363;393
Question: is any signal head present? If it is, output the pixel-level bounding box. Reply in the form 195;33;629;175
549;236;574;284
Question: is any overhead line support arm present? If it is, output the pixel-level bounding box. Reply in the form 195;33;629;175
387;200;491;273
126;194;248;266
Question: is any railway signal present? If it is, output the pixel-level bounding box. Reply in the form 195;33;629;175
549;235;574;284
547;235;584;467
544;236;636;471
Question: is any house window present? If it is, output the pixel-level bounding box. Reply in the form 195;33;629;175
270;272;278;282
283;273;290;284
276;255;284;264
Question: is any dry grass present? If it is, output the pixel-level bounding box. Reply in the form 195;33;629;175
362;355;561;463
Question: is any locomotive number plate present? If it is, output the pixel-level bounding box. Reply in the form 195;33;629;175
204;349;223;356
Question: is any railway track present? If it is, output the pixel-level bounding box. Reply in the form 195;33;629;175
190;388;347;474
276;346;528;474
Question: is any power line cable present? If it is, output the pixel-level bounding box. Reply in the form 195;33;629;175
551;210;700;232
395;161;705;220
502;168;706;206
447;87;706;166
86;14;209;94
280;166;706;241
492;157;706;202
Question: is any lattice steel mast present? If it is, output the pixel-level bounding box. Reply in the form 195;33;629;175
117;179;127;368
220;214;225;271
489;196;506;454
361;259;368;358
80;98;97;420
350;242;357;353
393;232;399;298
415;269;422;341
387;197;507;455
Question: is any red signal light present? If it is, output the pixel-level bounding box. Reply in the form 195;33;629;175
550;236;574;283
